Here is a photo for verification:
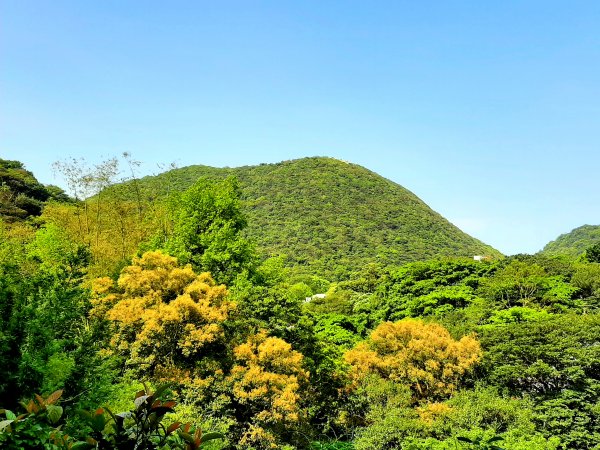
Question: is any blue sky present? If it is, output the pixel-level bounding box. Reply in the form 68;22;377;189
2;1;599;255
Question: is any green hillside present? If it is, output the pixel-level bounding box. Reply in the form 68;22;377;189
134;157;499;278
541;224;600;257
0;159;69;222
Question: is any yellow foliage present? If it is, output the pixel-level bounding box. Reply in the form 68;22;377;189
42;199;170;278
417;402;453;425
344;319;481;400
227;331;308;449
239;424;278;449
0;220;35;243
94;251;235;377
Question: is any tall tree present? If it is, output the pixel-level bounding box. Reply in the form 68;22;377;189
163;176;255;284
585;242;600;263
0;222;99;407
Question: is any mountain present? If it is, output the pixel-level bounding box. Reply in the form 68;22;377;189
0;159;70;222
541;224;600;258
135;157;500;278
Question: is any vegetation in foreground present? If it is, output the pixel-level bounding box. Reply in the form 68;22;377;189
0;155;599;449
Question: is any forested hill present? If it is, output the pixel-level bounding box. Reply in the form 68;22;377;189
541;224;600;257
134;157;500;277
0;159;69;222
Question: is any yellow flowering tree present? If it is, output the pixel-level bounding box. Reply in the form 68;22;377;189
93;251;311;448
227;331;309;449
344;319;481;401
92;250;235;381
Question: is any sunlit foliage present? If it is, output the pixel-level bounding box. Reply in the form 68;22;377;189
4;156;600;449
161;176;255;284
43;155;166;277
344;319;481;401
93;251;235;379
480;313;600;449
0;159;68;222
115;157;500;279
541;224;600;258
352;258;497;324
227;331;309;449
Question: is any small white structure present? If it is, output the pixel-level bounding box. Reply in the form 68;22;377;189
304;293;326;303
473;255;484;261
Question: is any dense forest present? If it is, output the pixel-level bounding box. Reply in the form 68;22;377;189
121;157;500;279
541;225;600;258
1;155;599;450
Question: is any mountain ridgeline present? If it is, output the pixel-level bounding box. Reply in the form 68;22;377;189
0;158;69;222
541;224;600;257
133;157;500;278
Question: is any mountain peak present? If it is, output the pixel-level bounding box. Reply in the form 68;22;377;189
135;158;500;279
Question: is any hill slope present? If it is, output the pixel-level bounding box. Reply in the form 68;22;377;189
136;157;500;278
0;159;69;222
541;224;600;258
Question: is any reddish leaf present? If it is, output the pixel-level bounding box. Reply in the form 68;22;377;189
34;394;45;407
26;399;39;414
167;421;181;434
45;390;63;405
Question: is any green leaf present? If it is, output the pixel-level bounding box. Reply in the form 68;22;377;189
200;432;224;443
178;430;196;444
0;419;14;432
90;412;107;433
71;442;96;450
47;405;63;424
152;384;171;400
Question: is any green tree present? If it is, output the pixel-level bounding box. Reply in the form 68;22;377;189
163;177;255;284
478;260;577;310
480;313;600;448
353;258;496;323
585;242;600;263
0;159;66;222
570;262;600;305
0;221;114;413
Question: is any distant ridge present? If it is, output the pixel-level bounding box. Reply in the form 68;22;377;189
0;158;69;222
135;157;501;278
541;224;600;258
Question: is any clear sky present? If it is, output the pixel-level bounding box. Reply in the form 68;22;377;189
2;1;599;255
